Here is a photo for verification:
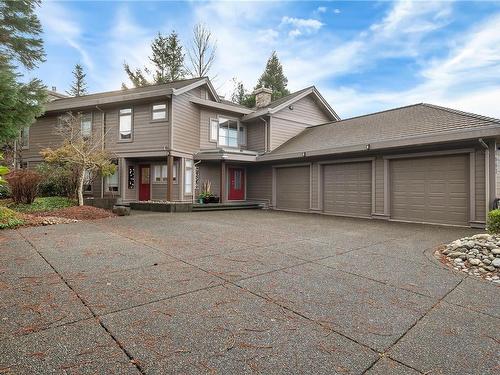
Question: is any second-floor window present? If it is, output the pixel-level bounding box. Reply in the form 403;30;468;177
81;113;92;137
151;103;167;120
210;117;246;148
119;108;132;140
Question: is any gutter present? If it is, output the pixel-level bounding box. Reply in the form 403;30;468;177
257;126;500;162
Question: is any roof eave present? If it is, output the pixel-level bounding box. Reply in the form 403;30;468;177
189;97;253;115
172;77;221;103
257;126;500;162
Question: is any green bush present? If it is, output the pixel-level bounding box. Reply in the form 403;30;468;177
487;209;500;233
36;163;79;198
0;207;24;229
8;196;76;213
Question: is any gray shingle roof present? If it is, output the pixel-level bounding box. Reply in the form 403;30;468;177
48;77;205;105
265;103;500;157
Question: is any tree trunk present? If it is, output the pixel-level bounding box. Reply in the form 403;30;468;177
77;169;85;206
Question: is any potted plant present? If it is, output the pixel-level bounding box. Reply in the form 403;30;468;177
198;180;215;204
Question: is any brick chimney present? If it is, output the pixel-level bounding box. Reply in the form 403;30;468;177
253;87;272;108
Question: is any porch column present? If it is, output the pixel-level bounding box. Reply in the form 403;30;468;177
220;161;226;203
167;154;174;201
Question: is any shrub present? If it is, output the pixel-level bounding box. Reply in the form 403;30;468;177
8;196;76;213
5;170;42;204
0;207;24;229
487;209;500;234
36;163;79;198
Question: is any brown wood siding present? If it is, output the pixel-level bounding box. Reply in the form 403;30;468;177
270;95;331;150
104;100;170;153
197;162;221;197
375;156;384;214
172;91;200;153
247;164;272;203
246;120;265;152
23;115;63;160
199;108;218;150
390;154;469;226
275;166;310;211
475;149;486;221
322;162;372;217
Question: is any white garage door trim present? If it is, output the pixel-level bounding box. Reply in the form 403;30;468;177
272;163;312;211
318;157;376;216
384;148;475;226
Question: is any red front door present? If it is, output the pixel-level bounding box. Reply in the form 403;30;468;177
139;165;150;201
228;167;245;200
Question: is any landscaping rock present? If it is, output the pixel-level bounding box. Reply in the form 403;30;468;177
439;233;500;283
112;205;131;216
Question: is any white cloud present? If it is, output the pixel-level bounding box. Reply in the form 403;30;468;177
317;6;327;13
280;16;324;34
37;1;93;70
333;9;341;14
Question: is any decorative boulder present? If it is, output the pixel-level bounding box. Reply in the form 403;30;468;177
112;205;131;216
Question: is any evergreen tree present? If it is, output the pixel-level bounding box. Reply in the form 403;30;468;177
0;0;46;143
67;63;87;96
231;78;246;104
256;51;290;100
123;31;185;88
0;0;44;69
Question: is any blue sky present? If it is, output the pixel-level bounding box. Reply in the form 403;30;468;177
30;0;500;118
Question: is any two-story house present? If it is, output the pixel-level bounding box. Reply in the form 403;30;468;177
22;76;500;228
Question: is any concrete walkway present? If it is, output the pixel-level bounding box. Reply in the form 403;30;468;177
0;210;498;374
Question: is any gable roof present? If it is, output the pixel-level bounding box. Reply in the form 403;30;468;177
241;86;340;122
44;77;212;113
258;103;500;161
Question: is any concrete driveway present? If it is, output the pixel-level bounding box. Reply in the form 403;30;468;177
0;210;498;374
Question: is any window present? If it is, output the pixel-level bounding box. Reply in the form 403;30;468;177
185;160;193;195
210;117;243;147
209;119;218;142
105;161;119;192
81;113;92;137
119;108;132;140
83;170;92;192
20;126;29;149
218;117;238;147
151;103;167;120
239;125;247;146
153;163;177;183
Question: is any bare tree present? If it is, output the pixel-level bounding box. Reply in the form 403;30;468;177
186;23;216;78
41;113;116;206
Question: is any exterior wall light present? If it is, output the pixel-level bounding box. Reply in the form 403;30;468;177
366;144;370;150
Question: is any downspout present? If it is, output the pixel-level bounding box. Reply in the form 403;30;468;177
479;138;490;218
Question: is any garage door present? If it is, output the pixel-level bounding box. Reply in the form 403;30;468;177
391;154;469;226
275;166;310;211
323;162;372;217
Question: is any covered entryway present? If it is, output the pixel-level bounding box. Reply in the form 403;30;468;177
390;154;469;226
322;161;372;217
275;165;310;211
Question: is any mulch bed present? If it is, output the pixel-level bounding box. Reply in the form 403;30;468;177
31;206;116;220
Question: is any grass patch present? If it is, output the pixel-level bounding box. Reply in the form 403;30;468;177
8;196;76;213
0;207;24;229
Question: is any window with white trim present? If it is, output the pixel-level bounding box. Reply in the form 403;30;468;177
119;108;132;140
153;163;177;183
151;103;167;120
81;113;92;137
20;126;29;149
83;170;92;192
185;160;193;195
105;161;119;192
209;119;218;142
239;125;247;146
